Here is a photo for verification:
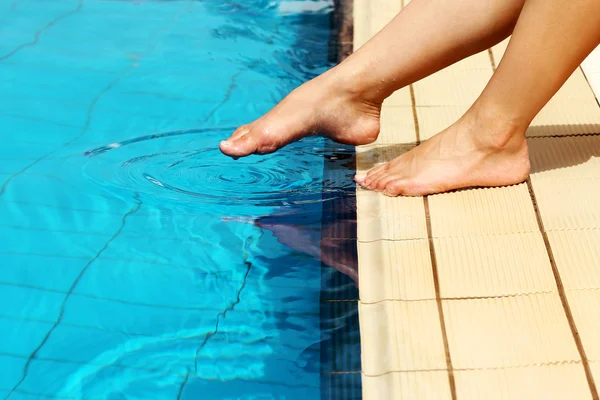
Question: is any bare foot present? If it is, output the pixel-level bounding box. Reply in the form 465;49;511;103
354;111;531;196
219;70;382;157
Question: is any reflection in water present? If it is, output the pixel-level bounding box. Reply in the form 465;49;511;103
255;195;358;284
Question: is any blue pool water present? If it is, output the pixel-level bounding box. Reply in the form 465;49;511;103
0;0;361;399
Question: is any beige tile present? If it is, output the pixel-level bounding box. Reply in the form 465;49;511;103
358;239;435;303
529;101;600;137
368;0;402;19
454;364;592;400
355;143;427;242
450;51;493;71
491;38;510;63
362;371;452;400
591;362;600;391
353;31;369;51
529;70;600;135
382;87;413;107
554;69;599;101
359;300;448;375
529;136;600;231
443;293;580;370
353;0;370;50
373;105;417;145
413;69;492;106
368;15;396;37
582;44;600;99
355;142;414;174
435;232;556;299
548;230;600;291
491;45;600;135
566;290;600;361
356;190;428;241
427;184;538;237
415;105;467;140
353;5;600;400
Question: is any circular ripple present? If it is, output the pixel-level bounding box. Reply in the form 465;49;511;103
82;128;355;208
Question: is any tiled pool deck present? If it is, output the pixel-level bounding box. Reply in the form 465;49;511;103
354;0;600;398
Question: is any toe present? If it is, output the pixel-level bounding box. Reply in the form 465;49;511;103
374;174;402;192
354;173;367;184
383;180;408;197
220;129;259;157
365;169;393;190
366;163;387;178
362;164;388;188
229;124;252;141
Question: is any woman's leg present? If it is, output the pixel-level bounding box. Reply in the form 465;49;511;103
359;0;600;196
220;0;525;157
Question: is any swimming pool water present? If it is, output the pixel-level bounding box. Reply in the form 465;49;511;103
0;0;361;399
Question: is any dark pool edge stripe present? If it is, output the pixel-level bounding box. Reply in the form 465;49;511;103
322;1;360;399
328;0;354;64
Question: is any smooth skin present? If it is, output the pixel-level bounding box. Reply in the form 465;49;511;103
220;0;600;196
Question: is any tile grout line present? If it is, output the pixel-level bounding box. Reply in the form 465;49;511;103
527;178;599;400
409;56;457;397
3;196;143;400
409;84;421;144
487;49;497;71
176;369;190;400
0;65;134;198
0;0;196;198
406;5;456;390
0;312;317;352
0;0;84;62
0;279;323;317
424;197;457;400
363;358;585;377
193;231;262;374
580;64;600;108
406;1;455;394
488;47;599;400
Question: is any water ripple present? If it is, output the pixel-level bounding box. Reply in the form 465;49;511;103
83;128;354;208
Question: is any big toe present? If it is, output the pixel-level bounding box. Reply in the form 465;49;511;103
220;130;259;158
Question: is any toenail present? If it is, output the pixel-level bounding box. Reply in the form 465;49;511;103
355;174;366;182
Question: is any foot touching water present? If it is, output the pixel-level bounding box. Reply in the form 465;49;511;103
354;111;531;196
219;70;382;157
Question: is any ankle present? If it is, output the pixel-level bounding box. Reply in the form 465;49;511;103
325;63;389;106
462;104;528;152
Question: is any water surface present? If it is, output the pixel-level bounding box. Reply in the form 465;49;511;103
0;0;360;399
